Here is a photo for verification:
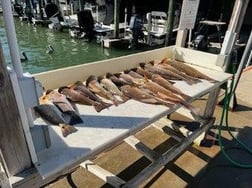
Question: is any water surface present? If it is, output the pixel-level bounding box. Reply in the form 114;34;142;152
0;16;154;74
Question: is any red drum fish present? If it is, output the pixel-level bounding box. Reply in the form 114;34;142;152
98;76;128;102
120;85;174;108
114;72;145;86
45;90;83;125
151;74;192;100
141;79;200;116
70;81;106;103
135;66;154;79
161;58;216;82
140;62;195;85
34;97;78;137
106;72;131;87
124;69;144;79
86;75;122;106
58;86;111;112
155;62;200;84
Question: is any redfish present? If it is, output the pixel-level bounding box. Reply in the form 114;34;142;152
98;76;128;102
161;58;216;82
70;81;105;103
140;62;195;85
86;75;121;106
114;72;145;86
120;85;174;107
151;74;191;100
141;79;200;116
135;66;153;79
58;86;111;112
106;72;131;87
124;69;144;79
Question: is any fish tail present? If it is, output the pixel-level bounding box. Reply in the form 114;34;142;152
112;98;124;106
59;124;78;137
121;95;129;103
93;102;111;112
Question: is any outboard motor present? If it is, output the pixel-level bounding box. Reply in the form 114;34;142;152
45;1;63;31
13;3;24;17
128;14;144;48
77;9;95;42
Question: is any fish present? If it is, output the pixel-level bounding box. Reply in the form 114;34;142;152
106;72;131;87
161;58;216;82
98;76;128;102
45;90;83;125
86;75;122;106
141;78;200;116
58;86;111;112
70;81;104;103
34;97;78;137
120;85;174;107
155;61;201;84
140;62;195;85
124;69;144;79
114;72;145;86
151;74;192;100
135;66;153;79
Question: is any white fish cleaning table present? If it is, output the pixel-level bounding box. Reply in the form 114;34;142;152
15;46;232;187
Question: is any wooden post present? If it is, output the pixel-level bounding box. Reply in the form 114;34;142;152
165;0;174;46
0;44;32;176
114;0;120;38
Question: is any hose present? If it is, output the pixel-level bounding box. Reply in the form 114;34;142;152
218;61;252;168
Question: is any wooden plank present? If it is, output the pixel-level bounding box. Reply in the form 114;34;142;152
0;44;31;176
124;136;160;162
122;118;215;188
153;118;205;146
204;87;221;118
152;121;184;142
10;167;76;188
80;160;126;188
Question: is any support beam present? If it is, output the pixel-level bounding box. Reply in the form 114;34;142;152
0;44;32;176
165;0;175;46
124;136;160;162
122;118;215;188
113;0;120;38
80;160;126;188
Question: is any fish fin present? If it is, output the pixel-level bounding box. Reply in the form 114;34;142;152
93;102;111;112
112;98;124;106
59;124;78;137
121;95;129;102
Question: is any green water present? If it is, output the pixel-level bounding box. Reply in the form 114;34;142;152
0;16;153;74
